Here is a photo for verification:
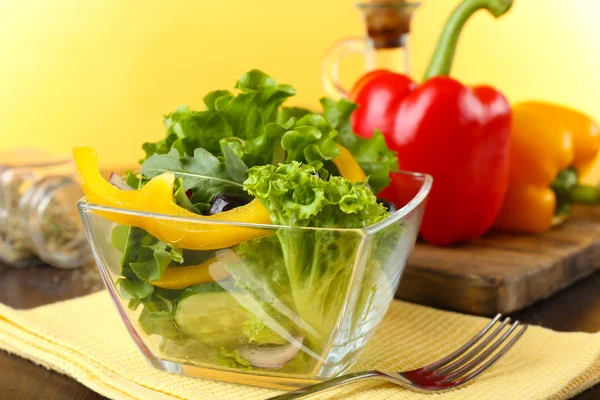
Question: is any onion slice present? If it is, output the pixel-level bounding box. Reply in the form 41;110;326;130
109;173;134;190
238;336;304;369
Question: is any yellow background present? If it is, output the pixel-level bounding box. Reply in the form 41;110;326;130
1;0;599;167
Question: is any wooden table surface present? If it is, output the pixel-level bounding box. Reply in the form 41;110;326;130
0;263;599;400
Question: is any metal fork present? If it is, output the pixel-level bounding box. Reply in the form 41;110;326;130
267;314;527;400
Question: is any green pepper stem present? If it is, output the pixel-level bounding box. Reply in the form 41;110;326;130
423;0;513;81
570;184;600;205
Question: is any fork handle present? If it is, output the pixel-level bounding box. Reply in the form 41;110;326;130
266;371;384;400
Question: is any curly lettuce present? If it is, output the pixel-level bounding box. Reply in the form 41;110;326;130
243;162;388;228
141;70;397;194
240;163;389;347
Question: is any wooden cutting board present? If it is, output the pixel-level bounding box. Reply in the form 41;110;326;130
395;207;600;316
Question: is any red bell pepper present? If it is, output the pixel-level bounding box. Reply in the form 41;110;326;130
350;0;513;245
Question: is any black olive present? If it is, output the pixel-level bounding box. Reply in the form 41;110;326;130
377;197;398;214
208;194;250;215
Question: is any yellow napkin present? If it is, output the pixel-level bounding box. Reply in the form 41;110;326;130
0;291;598;400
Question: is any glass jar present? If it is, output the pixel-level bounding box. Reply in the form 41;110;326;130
0;149;91;268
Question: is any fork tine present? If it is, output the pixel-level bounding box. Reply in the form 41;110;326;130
440;321;522;383
451;324;528;385
425;313;503;371
434;317;511;375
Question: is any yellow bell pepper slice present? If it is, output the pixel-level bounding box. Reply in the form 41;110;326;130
332;144;367;184
74;147;272;250
149;251;240;289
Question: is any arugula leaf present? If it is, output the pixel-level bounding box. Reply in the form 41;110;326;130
321;98;398;193
141;148;248;205
222;145;249;184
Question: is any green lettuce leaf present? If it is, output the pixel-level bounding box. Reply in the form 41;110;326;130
142;70;295;162
244;162;388;228
281;114;340;165
116;277;153;300
130;241;182;282
227;236;305;344
225;116;294;167
276;106;313;124
242;314;287;345
242;163;389;347
137;288;184;339
111;225;181;298
218;348;252;371
139;308;182;340
234;236;292;307
321;98;398;193
140;71;397;195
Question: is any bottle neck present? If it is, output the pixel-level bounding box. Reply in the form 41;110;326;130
359;1;418;75
365;36;410;74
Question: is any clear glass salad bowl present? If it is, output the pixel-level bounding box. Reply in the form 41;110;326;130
78;170;431;389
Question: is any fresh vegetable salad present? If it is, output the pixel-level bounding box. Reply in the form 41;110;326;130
75;71;428;381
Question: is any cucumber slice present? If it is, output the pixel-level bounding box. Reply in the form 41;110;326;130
175;291;249;348
179;281;227;299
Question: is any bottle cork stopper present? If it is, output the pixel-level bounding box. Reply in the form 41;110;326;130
361;0;416;49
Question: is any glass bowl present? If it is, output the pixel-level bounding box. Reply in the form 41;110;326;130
77;170;431;389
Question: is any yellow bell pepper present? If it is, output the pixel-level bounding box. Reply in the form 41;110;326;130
494;102;600;233
149;251;240;289
74;144;368;251
74;147;272;250
332;144;367;184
